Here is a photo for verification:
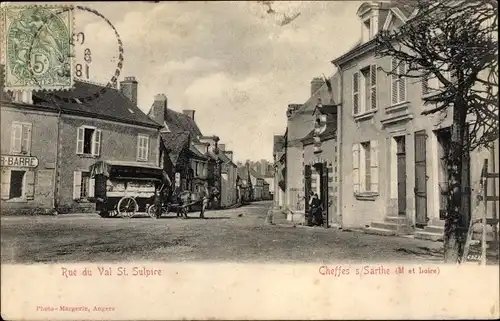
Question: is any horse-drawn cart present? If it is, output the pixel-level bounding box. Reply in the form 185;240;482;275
147;190;204;219
89;160;169;218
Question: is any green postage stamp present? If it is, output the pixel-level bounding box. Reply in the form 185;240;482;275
1;5;74;91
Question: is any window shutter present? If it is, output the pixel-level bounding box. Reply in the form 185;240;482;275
370;64;377;110
136;135;141;160
93;130;102;156
352;144;360;193
76;127;84;154
370;140;379;193
89;178;95;197
11;124;22;153
398;62;406;102
21;124;32;154
391;59;398;105
144;136;149;161
352;72;359;114
73;171;82;200
24;170;35;200
1;169;11;200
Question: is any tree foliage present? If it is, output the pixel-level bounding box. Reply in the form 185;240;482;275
376;0;498;151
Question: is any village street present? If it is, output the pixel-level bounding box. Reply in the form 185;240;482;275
1;201;448;264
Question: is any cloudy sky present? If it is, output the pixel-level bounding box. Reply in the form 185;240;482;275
48;1;364;162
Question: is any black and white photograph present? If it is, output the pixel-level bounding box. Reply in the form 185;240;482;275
1;1;499;320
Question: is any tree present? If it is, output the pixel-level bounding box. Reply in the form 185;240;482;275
375;0;498;262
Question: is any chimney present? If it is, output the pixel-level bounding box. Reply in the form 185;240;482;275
148;94;168;128
120;76;138;106
182;109;195;121
311;77;324;97
224;150;233;161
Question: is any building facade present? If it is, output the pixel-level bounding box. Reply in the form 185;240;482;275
284;74;341;226
218;144;238;208
1;78;162;214
1;100;59;214
332;1;499;240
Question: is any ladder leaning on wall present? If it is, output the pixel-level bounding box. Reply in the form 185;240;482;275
462;156;499;265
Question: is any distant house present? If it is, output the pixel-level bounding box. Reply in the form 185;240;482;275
218;145;238;208
237;166;252;203
249;168;264;201
148;94;210;195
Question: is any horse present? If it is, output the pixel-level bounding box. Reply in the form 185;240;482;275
173;187;219;219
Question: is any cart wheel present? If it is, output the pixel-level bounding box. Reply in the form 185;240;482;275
117;196;137;218
147;204;159;219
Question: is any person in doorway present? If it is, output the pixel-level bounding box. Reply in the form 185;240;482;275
307;191;315;226
310;192;323;226
199;182;210;219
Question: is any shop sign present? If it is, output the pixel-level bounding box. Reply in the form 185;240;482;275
1;155;39;168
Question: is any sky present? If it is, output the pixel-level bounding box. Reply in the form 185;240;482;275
33;1;364;162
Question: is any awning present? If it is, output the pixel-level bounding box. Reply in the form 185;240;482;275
89;160;168;184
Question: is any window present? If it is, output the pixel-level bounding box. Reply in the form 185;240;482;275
11;122;32;154
137;134;149;161
352;140;379;195
1;169;35;200
353;64;377;115
76;126;101;156
194;161;199;176
422;69;452;97
391;59;407;105
362;17;375;42
73;171;94;200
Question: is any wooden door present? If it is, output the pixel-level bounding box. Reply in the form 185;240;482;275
414;130;428;226
396;137;407;216
321;162;329;228
304;165;312;212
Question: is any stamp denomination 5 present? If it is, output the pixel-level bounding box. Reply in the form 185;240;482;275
2;5;74;91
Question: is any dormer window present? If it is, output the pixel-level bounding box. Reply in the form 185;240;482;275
357;2;380;43
362;17;374;42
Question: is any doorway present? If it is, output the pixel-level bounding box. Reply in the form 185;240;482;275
395;136;407;216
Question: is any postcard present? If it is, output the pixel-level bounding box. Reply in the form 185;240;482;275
1;1;499;320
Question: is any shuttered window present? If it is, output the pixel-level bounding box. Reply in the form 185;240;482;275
370;140;379;192
391;59;407;104
352;141;379;194
11;122;32;154
370;64;377;110
76;126;101;156
137;134;149;161
352;144;360;193
0;169;34;200
352;72;359;115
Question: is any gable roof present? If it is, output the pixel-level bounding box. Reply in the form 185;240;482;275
32;80;161;128
160;132;190;165
237;167;249;179
165;108;202;137
188;144;208;160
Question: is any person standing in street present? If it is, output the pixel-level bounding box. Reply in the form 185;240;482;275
200;182;210;219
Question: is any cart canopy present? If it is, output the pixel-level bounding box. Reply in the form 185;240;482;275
89;160;169;184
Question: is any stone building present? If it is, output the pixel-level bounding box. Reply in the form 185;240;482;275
331;1;499;239
1;76;162;214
